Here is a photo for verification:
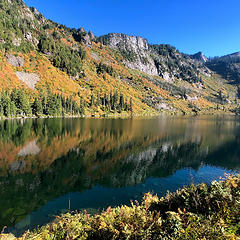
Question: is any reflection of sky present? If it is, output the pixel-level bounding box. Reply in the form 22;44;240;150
10;165;238;236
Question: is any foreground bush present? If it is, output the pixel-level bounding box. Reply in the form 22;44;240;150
3;174;240;239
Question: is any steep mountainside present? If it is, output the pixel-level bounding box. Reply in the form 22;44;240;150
0;0;239;117
190;52;208;63
98;33;211;83
207;52;240;84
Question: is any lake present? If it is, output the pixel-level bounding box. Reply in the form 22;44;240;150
0;115;240;235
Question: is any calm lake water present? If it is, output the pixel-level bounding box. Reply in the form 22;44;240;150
0;115;240;235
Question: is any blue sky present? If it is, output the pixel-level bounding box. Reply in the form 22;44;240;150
24;0;240;57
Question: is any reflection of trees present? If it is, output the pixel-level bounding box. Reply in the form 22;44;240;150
0;141;201;229
0;137;239;230
206;141;240;170
0;118;239;230
0;120;33;146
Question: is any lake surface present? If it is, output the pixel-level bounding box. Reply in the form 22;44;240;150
0;115;240;235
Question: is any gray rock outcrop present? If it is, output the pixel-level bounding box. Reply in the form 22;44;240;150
6;54;25;67
99;33;212;82
190;51;208;63
12;37;22;46
15;71;40;89
100;33;158;76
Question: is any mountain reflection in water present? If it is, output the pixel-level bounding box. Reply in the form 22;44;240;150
0;116;239;235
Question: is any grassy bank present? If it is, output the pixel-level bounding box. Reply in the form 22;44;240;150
1;174;240;240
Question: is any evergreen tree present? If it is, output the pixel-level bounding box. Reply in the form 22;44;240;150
0;89;83;117
10;101;16;117
129;98;133;113
5;99;11;117
0;96;3;116
110;91;113;110
18;88;31;115
96;93;101;106
1;91;11;117
119;94;124;110
90;94;94;107
32;98;43;116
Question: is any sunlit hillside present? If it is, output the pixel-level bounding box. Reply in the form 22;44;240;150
0;0;239;117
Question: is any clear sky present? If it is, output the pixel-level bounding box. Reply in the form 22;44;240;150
24;0;240;57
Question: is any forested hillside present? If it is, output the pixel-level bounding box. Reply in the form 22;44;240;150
207;52;240;84
0;0;240;118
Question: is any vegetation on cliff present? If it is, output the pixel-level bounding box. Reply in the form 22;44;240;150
0;0;240;116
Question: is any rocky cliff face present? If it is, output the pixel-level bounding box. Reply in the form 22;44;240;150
0;0;239;115
99;33;211;83
99;33;158;76
190;52;208;63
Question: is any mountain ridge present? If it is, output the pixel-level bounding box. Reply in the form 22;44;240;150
0;0;239;117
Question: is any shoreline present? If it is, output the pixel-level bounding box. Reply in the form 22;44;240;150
0;110;237;121
1;174;239;239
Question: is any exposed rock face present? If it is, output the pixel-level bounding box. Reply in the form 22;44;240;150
156;103;174;111
21;6;35;21
185;94;198;101
99;33;212;82
162;72;173;82
90;52;101;61
99;33;158;76
191;51;208;63
79;27;85;33
73;28;92;47
15;71;40;89
82;34;91;46
12;37;22;46
88;31;95;39
24;32;39;45
31;7;39;15
25;32;32;41
6;54;25;67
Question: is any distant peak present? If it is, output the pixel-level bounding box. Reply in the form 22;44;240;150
225;51;240;58
191;51;208;63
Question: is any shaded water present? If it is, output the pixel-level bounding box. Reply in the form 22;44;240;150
0;116;239;235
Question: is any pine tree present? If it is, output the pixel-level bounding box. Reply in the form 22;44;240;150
10;101;16;117
90;94;94;107
5;100;11;117
1;91;11;117
96;93;101;106
32;98;43;116
119;94;124;110
110;91;113;110
18;88;32;115
42;95;48;115
129;98;133;113
0;96;3;116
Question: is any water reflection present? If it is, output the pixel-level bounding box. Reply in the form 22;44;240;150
0;116;239;234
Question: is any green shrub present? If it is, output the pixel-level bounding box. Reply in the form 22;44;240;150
20;174;240;240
